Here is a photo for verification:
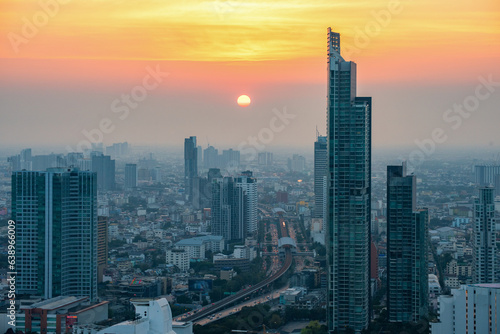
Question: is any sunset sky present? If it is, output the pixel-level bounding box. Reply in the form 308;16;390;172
1;0;499;152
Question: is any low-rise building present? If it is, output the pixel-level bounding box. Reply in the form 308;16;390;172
166;249;190;272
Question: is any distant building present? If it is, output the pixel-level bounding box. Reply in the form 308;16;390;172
288;154;306;172
474;165;500;186
431;284;500;334
203;145;219;169
184;136;198;202
175;235;224;259
166;249;190;272
125;163;137;189
12;168;98;301
91;153;115;191
473;187;496;283
314;135;327;220
221;149;240;171
386;163;428;322
258;152;273;166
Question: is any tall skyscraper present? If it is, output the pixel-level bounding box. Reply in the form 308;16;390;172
203;145;219;169
386;164;428;323
12;168;98;301
314;135;327;221
326;27;371;333
125;163;138;189
211;177;244;242
184;136;198;202
474;165;500;186
236;171;258;235
473;187;496;283
91;153;115;191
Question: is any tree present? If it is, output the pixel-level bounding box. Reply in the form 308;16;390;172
268;314;282;328
301;320;326;334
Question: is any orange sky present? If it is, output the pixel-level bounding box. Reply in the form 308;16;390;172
0;0;499;149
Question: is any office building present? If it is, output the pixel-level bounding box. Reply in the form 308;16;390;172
431;284;500;334
203;145;219;169
473;187;496;283
12;168;98;301
124;163;137;189
211;177;244;242
235;171;258;235
184;136;198;202
222;148;240;171
314;135;327;220
326;27;371;333
387;164;428;322
91;153;115;191
474;165;500;186
258;152;273;166
288;154;306;172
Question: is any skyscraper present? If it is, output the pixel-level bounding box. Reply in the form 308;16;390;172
386;164;428;323
236;171;258;235
473;187;496;283
326;27;371;333
125;163;138;189
314;135;327;221
91;153;115;191
12;168;98;301
203;145;219;169
184;136;198;202
211;177;244;242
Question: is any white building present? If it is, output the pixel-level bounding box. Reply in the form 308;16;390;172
235;171;258;235
166;249;190;272
73;298;192;334
431;284;500;334
175;235;224;259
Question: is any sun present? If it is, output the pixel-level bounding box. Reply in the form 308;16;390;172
237;95;251;107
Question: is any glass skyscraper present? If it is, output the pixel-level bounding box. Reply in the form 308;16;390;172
326;27;371;333
184;136;198;202
12;168;98;301
211;177;244;242
473;187;496;283
314;135;327;222
387;164;428;323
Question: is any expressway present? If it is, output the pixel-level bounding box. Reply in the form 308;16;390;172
182;219;292;323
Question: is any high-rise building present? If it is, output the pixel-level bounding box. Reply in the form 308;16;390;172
91;153;115;191
211;177;244;242
474;165;500;186
203;145;219;169
431;284;500;334
473;187;496;283
97;216;109;283
287;154;306;172
314;135;327;221
125;163;138;189
326;27;371;333
236;171;258;235
222;149;241;172
184;136;198;202
386;164;428;323
12;168;98;301
258;152;273;166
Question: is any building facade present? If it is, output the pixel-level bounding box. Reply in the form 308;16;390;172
431;284;500;334
166;249;190;272
91;153;115;191
124;163;137;189
235;171;258;235
314;135;327;221
326;27;371;333
184;136;198;202
387;163;428;322
211;177;244;241
473;187;496;283
12;168;98;301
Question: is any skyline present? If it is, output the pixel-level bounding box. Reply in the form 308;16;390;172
1;0;499;150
